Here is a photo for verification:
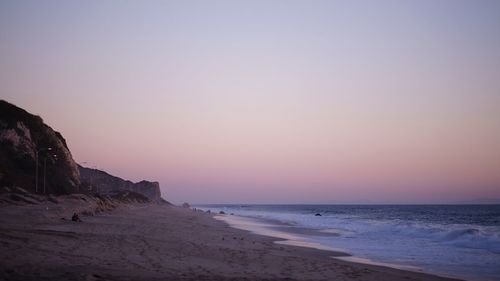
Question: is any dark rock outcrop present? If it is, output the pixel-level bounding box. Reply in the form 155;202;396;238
0;100;165;202
78;166;162;202
0;100;80;194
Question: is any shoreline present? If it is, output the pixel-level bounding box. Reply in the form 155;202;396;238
213;214;350;254
197;205;500;281
0;197;463;281
212;213;457;279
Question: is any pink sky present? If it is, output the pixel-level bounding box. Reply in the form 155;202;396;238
1;1;500;203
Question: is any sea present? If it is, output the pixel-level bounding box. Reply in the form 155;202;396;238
195;204;500;281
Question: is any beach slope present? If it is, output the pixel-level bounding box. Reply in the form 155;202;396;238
0;198;462;281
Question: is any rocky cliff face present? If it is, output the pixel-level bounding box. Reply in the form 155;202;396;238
0;100;164;201
78;166;162;202
0;100;81;194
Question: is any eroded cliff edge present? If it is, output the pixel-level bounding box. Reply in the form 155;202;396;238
78;166;162;202
0;100;163;202
0;100;80;194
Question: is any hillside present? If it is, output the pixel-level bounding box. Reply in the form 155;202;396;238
79;165;162;202
0;100;163;202
0;100;80;194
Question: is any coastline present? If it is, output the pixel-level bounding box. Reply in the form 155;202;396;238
0;198;463;281
199;204;500;281
212;213;456;277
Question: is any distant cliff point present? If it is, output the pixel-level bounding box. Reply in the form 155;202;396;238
0;100;163;202
79;166;162;202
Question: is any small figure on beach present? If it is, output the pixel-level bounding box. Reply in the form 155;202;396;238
71;212;82;222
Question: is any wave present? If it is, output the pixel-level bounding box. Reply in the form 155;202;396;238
204;205;500;254
433;227;500;254
437;228;480;241
199;204;500;281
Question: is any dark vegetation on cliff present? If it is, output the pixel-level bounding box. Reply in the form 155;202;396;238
0;100;80;194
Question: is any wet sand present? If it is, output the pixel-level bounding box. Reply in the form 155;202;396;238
0;197;463;281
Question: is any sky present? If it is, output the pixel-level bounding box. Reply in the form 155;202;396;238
1;0;500;204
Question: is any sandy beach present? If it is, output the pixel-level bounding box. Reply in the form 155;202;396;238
0;196;463;281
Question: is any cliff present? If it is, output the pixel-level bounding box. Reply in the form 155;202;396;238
0;100;164;202
0;100;80;194
78;166;162;202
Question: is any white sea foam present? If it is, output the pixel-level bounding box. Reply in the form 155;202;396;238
199;205;500;281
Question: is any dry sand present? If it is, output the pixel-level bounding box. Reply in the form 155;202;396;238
0;196;462;281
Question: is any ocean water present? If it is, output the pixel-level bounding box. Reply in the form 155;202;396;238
195;204;500;281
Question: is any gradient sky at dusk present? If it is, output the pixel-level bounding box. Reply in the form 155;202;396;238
1;0;500;203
